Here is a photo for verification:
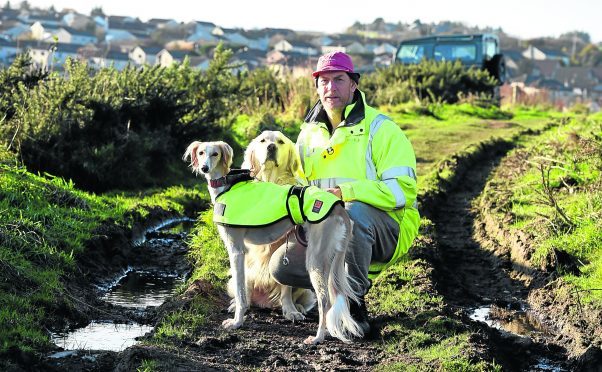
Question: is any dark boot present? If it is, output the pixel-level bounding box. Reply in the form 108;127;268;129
349;296;371;335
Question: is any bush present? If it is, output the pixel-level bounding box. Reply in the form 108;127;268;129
362;60;498;106
0;45;248;192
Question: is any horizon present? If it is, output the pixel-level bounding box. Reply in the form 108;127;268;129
13;0;602;43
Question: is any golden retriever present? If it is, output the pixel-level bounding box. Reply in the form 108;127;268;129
233;131;315;321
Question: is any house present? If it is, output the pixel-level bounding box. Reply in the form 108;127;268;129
129;45;163;65
221;28;251;47
147;18;179;29
107;15;150;36
232;48;266;70
321;41;368;55
522;45;569;65
373;42;397;56
19;41;82;70
62;11;92;29
531;60;561;79
55;26;97;45
502;49;525;77
553;66;601;99
0;39;18;65
105;29;137;43
2;23;30;40
241;30;270;51
155;48;192;67
273;39;318;56
190;20;217;35
187;29;218;44
22;13;63;28
266;49;316;78
89;49;130;70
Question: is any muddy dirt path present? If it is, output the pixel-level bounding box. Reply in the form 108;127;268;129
425;147;571;371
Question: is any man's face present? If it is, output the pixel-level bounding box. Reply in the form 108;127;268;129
316;71;357;113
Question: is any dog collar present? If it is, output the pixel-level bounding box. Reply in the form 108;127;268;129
209;169;253;189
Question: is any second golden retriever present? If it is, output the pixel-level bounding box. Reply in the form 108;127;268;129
227;130;315;321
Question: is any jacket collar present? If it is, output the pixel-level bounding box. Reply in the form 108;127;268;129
304;90;366;132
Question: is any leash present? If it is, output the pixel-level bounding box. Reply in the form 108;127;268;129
282;229;293;266
282;225;308;266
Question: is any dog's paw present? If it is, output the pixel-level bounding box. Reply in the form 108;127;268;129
303;335;324;345
222;318;243;330
294;303;308;314
283;309;306;322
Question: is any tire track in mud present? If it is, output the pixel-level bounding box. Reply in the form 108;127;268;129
424;144;572;371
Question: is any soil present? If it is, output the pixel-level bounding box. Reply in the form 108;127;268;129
12;137;602;371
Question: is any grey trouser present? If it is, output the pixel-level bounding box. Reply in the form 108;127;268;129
269;201;400;296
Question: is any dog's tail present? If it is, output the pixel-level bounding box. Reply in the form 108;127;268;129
325;217;363;343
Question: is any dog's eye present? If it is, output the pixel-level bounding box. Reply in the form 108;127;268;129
278;140;285;144
199;151;204;156
211;152;218;157
260;139;266;143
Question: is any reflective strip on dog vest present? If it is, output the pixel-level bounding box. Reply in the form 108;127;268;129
213;182;341;227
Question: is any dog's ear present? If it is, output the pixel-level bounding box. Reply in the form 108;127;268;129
183;141;202;171
217;141;233;171
287;140;304;179
242;139;259;175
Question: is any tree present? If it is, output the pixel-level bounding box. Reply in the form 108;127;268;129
90;6;104;17
18;0;29;10
560;31;591;44
3;1;11;10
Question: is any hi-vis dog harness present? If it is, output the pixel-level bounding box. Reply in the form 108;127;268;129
212;170;342;227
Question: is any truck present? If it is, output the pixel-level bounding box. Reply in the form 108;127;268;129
394;33;506;84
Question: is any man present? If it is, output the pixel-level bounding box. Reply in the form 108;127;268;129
269;51;420;334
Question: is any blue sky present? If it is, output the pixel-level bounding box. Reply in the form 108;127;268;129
21;0;602;42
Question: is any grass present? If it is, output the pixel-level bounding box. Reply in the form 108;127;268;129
0;101;567;369
0;150;206;357
388;104;559;183
480;114;602;302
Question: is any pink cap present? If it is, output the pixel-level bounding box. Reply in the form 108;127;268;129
312;51;355;77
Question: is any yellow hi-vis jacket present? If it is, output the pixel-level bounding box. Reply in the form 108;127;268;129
297;90;420;279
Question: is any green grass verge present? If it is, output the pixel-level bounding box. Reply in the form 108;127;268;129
368;221;500;371
480;114;602;302
0;152;206;356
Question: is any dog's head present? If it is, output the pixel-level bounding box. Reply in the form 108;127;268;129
242;131;302;182
183;141;233;176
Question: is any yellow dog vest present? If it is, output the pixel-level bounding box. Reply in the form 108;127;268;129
213;181;342;227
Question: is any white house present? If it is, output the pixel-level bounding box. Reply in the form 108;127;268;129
155;49;190;67
129;45;163;65
89;50;130;70
273;39;318;56
523;45;570;65
55;27;97;45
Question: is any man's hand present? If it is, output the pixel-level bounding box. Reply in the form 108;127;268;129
326;187;342;199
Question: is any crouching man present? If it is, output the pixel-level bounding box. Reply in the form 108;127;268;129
270;51;420;334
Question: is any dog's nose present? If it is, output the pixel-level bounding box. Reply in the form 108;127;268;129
201;165;209;173
267;143;276;152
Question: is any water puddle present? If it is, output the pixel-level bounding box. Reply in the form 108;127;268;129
51;322;154;352
469;305;551;338
50;218;193;352
102;271;185;308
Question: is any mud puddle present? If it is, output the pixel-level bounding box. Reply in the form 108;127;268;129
49;219;193;353
425;147;571;370
469;304;552;339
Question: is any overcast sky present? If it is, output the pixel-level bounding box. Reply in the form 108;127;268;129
19;0;602;43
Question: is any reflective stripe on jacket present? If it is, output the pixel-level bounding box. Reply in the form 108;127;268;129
297;89;420;279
